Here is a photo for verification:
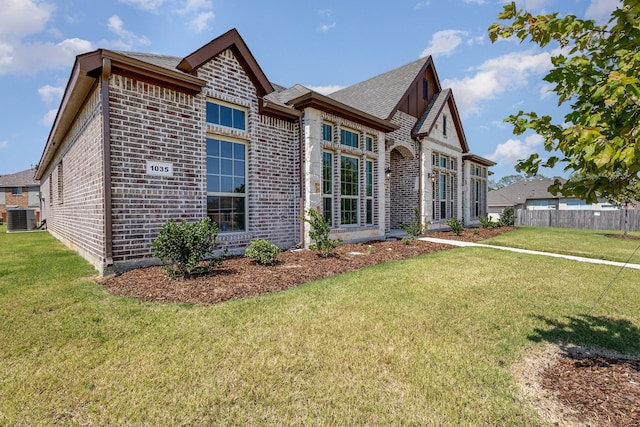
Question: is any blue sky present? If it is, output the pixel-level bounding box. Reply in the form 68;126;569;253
0;0;621;180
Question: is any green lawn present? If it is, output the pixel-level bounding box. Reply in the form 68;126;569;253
483;226;640;264
1;225;639;425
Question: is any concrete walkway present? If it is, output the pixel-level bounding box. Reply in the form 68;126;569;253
419;237;640;271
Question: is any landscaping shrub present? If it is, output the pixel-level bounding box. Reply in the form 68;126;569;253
479;213;498;229
245;239;281;265
152;218;221;277
445;217;464;236
302;208;341;257
499;206;517;226
400;207;428;238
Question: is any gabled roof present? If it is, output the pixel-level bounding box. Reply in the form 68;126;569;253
413;88;469;152
328;57;435;120
0;168;39;188
488;178;567;207
178;28;274;97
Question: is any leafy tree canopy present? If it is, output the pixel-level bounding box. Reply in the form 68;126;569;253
489;1;640;203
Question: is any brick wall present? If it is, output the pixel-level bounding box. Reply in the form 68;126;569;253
198;49;301;252
108;74;204;271
40;87;106;272
387;111;420;229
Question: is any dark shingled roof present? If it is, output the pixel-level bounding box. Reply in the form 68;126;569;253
413;88;451;136
114;51;183;72
0;168;39;188
488;178;567;207
328;57;430;120
264;84;312;106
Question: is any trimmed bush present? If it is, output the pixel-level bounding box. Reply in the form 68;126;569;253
400;207;428;238
302;208;341;257
152;218;220;277
499;206;517;226
445;217;464;236
245;239;281;265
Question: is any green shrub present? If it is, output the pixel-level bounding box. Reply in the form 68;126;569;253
479;213;498;229
445;217;464;236
151;218;220;277
302;208;341;257
400;207;428;238
499;206;517;226
245;239;281;265
402;237;411;245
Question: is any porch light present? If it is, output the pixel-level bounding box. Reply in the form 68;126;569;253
385;167;393;180
428;172;436;182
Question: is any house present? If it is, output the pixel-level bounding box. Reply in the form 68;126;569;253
0;168;40;224
35;28;494;275
488;177;617;219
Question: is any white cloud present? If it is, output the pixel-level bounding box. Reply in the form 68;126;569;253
43;108;58;126
487;134;543;165
0;140;8;149
179;0;213;14
118;0;163;12
38;85;64;105
585;0;621;23
318;23;336;33
190;11;214;33
420;30;468;58
0;0;54;38
414;1;430;9
0;38;92;75
491;120;508;129
108;15;150;49
467;35;485;46
443;49;552;118
306;85;345;95
464;0;485;4
538;82;554;100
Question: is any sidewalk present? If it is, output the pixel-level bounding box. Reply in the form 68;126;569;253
419;237;640;271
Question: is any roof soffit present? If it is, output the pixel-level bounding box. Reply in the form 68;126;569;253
177;28;274;97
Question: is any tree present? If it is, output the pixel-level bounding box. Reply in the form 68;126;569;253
489;174;525;191
488;1;640;204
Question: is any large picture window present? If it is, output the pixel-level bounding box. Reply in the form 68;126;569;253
206;137;246;232
340;155;359;225
366;160;373;225
322;151;333;223
206;100;246;131
322;123;333;142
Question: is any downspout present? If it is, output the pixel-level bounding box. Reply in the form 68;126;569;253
298;115;305;248
101;58;114;268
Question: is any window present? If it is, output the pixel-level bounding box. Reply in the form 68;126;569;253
206;100;246;131
322;152;333;224
206;137;246;232
340;128;359;148
443;115;447;136
423;78;429;100
57;161;63;204
439;173;447;219
340;155;359;225
365;136;373;152
322;123;333;142
366;160;374;224
440;156;447;168
474;180;481;217
12;187;23;195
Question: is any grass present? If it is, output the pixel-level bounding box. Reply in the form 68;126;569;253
482;226;640;264
1;225;639;425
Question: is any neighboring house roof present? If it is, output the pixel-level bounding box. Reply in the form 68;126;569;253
0;168;39;188
328;57;433;120
488;178;567;207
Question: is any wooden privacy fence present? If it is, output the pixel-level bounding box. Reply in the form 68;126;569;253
517;209;640;232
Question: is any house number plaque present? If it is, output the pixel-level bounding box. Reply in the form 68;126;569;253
146;161;174;177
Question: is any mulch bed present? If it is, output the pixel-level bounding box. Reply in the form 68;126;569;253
99;225;639;426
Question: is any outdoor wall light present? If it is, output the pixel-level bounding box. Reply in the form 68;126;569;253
385;167;393;180
428;172;436;182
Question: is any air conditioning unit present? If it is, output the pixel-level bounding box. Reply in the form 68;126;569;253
6;209;37;232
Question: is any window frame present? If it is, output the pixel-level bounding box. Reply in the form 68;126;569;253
322;151;333;224
12;187;23;195
340;154;360;226
340;128;359;149
206;99;248;131
205;136;247;233
365;159;374;225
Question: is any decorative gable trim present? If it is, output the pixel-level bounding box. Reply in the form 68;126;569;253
177;28;274;97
